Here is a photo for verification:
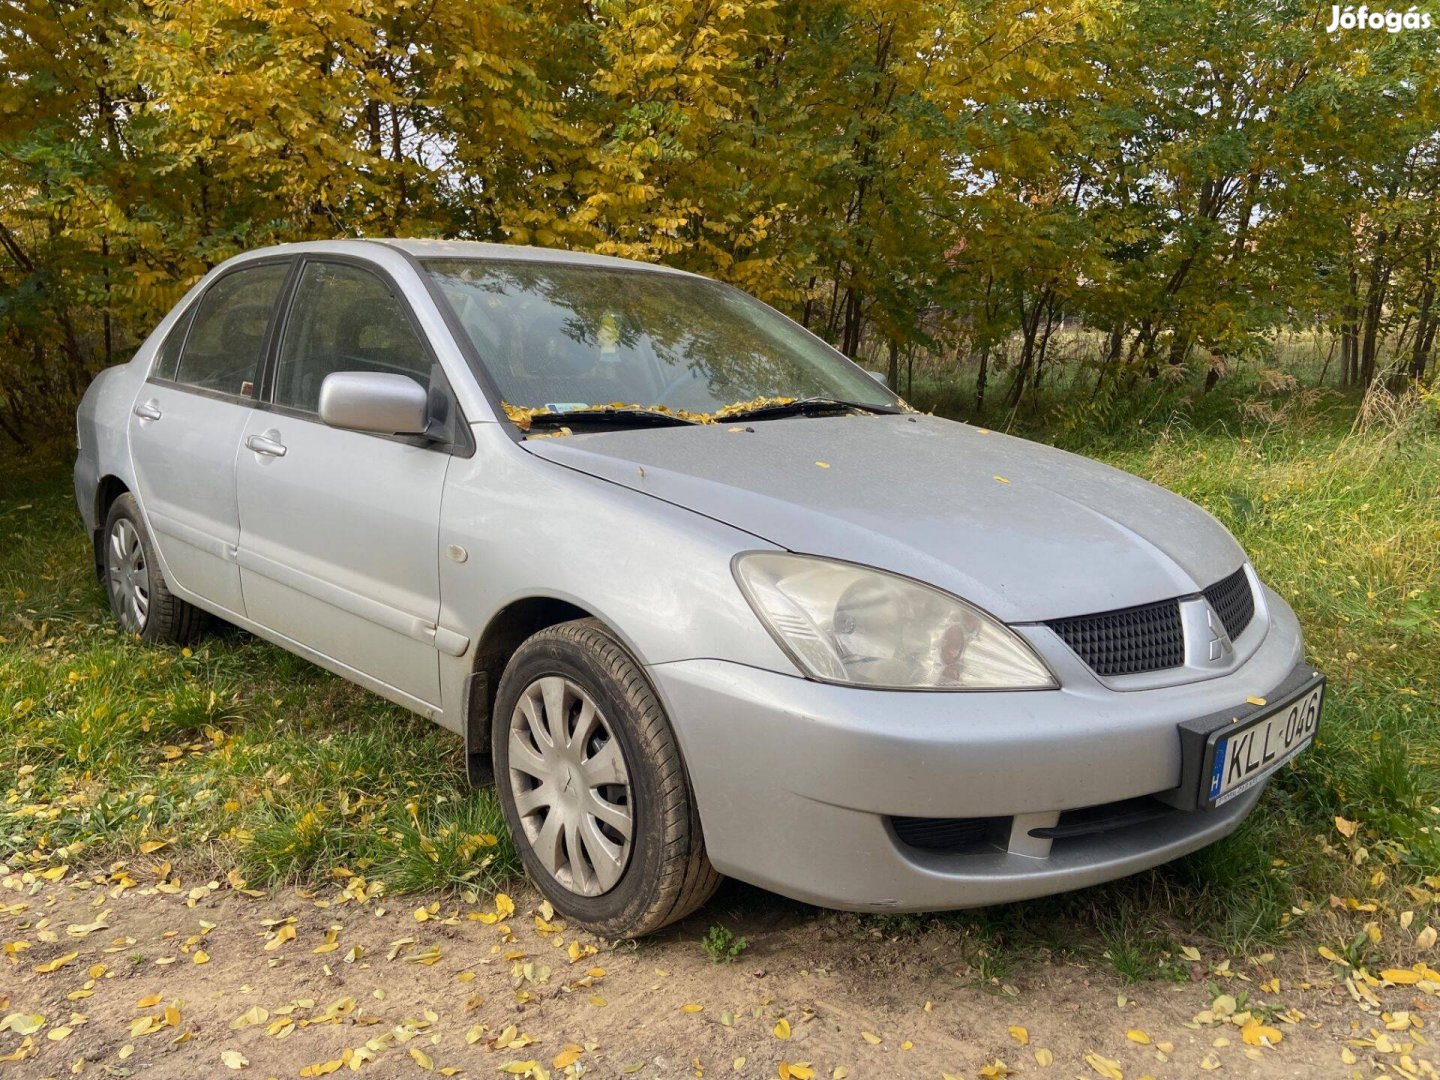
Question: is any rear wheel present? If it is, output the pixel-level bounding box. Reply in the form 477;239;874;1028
492;619;720;936
103;493;207;645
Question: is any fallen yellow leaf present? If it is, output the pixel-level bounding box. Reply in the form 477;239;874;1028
1382;968;1422;985
1008;1026;1028;1046
1084;1051;1123;1080
553;1046;584;1069
33;951;78;974
774;1018;792;1039
1241;1019;1283;1047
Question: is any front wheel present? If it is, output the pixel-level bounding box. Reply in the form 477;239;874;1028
492;619;720;936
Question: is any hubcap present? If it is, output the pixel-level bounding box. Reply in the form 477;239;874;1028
107;519;149;632
507;676;633;897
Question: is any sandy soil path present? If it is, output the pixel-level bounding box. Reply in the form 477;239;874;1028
2;868;1432;1079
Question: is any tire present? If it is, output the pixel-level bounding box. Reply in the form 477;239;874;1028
492;618;721;936
102;493;207;645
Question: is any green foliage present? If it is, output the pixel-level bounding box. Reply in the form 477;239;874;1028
702;924;748;964
3;1;1437;448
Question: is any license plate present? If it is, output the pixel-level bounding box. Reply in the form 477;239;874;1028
1206;683;1323;806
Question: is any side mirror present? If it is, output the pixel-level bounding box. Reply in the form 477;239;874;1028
318;372;429;436
865;368;890;387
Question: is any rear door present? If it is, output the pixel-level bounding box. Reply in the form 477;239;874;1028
128;260;292;617
234;257;455;710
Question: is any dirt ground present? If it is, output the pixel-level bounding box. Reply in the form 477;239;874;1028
1;867;1434;1080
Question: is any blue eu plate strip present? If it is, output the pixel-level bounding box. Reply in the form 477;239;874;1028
1209;741;1227;799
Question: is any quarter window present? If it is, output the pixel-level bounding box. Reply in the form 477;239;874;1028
151;305;196;382
274;262;431;414
173;263;288;396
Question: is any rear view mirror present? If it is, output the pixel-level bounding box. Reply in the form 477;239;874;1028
318;372;429;436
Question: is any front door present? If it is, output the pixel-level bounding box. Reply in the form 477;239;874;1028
128;260;291;617
234;259;450;709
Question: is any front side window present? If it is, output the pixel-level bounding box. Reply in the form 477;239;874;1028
422;259;898;416
174;263;289;396
274;262;431;413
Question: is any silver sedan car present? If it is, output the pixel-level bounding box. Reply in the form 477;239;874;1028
74;240;1323;936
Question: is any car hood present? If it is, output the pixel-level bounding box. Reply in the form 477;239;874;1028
521;413;1246;622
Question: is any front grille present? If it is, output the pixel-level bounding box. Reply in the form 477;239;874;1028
1203;566;1255;639
1047;599;1184;676
890;815;1005;854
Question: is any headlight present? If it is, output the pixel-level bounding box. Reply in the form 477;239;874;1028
733;553;1056;690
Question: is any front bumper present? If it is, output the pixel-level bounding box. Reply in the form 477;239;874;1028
649;586;1310;912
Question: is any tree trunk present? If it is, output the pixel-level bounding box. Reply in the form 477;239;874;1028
975;344;990;417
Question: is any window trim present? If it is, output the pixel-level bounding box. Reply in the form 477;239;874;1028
257;253;474;458
376;244;520;443
145;256;298;404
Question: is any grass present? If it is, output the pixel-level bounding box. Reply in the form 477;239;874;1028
2;381;1438;973
0;457;518;898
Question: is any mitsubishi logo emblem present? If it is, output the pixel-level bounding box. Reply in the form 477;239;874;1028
1204;605;1233;663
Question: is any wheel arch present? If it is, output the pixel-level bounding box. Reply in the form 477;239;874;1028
91;475;132;580
463;595;597;786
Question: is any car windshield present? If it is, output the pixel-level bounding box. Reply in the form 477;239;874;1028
421;258;899;421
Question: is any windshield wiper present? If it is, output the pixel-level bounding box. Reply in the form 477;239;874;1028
718;397;902;422
526;406;700;430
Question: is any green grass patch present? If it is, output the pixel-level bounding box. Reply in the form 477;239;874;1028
0;457;518;899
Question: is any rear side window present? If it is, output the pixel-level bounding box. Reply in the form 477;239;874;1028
273;262;431;413
173;263;289;397
151;305;196;382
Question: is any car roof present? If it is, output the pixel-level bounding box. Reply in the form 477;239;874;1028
232;238;696;278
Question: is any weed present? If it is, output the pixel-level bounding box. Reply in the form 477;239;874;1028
702;924;748;964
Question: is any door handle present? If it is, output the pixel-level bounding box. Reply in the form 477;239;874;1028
245;432;287;458
133;401;162;422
